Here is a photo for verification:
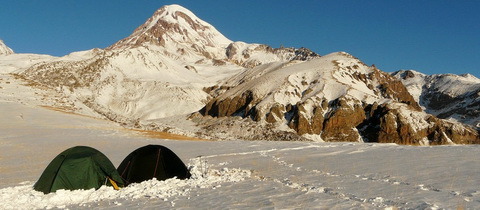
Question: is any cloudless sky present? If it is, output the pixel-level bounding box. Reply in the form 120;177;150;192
1;0;479;77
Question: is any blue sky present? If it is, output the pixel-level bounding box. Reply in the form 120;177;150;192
1;1;479;77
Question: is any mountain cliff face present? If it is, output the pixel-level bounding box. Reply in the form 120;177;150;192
0;40;14;55
12;5;480;144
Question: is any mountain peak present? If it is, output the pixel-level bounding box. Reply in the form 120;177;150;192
155;4;200;20
108;4;231;50
0;40;14;55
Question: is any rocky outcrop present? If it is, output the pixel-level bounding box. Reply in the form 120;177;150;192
201;86;473;144
287;101;324;135
358;103;480;145
202;90;259;118
370;68;421;111
201;53;479;145
289;47;320;61
321;98;366;142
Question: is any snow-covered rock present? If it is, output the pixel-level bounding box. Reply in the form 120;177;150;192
225;42;319;68
0;40;14;55
202;53;479;144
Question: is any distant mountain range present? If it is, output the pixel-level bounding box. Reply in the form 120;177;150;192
1;4;478;145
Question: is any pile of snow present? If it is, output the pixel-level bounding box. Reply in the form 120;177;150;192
0;158;251;210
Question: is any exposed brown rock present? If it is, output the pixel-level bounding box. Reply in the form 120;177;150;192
358;104;480;145
321;98;366;142
370;68;421;111
212;59;226;66
202;90;258;118
311;107;324;134
288;102;312;135
266;103;285;123
174;11;208;33
225;43;238;60
402;70;416;79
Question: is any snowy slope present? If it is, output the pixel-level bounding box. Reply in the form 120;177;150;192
393;70;480;128
0;46;103;74
0;53;54;74
0;40;56;73
218;52;378;107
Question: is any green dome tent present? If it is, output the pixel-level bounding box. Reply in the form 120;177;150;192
33;146;124;194
117;145;191;186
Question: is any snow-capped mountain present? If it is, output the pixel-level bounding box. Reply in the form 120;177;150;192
6;4;480;144
108;4;319;68
20;5;243;121
392;70;480;128
108;4;231;57
0;40;14;55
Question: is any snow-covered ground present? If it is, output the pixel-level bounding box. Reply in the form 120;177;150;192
1;73;480;209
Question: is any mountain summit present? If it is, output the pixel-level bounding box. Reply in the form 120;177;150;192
0;40;14;55
108;4;319;67
108;5;231;55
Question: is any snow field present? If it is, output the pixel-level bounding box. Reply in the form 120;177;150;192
1;99;480;209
